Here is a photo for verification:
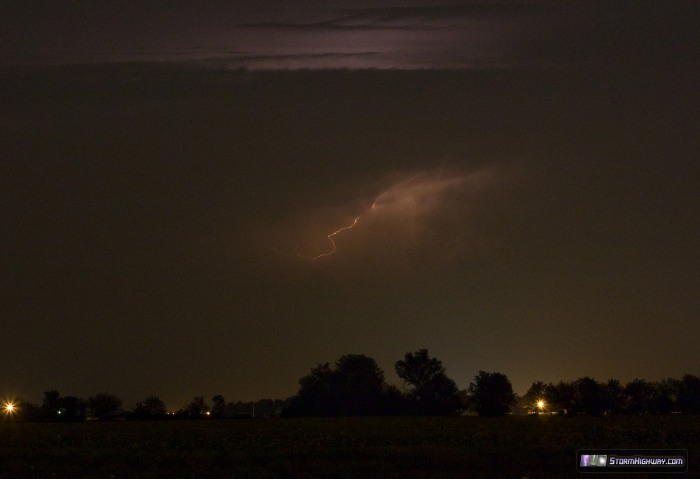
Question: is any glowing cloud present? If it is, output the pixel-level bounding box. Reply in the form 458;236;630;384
271;166;501;265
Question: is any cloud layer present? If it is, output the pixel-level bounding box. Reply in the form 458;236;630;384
5;2;698;71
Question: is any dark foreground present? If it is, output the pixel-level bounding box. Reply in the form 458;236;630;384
1;416;698;478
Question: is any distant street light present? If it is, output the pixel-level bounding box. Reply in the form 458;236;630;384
4;402;16;415
536;399;546;413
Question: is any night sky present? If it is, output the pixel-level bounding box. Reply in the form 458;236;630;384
1;1;698;409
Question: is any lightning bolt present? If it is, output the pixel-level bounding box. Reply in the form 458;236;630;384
309;215;361;261
308;199;381;261
277;200;377;262
273;169;473;263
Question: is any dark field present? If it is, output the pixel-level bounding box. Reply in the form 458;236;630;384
1;416;698;478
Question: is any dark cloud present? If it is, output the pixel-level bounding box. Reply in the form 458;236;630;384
0;1;585;68
3;1;697;70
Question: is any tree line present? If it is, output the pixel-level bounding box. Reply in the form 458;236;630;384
4;391;289;422
4;349;699;421
519;375;700;416
283;351;700;417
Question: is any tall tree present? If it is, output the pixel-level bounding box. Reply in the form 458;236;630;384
467;371;516;417
574;377;604;416
395;349;461;415
88;393;122;420
286;354;393;416
678;374;700;414
42;391;86;421
545;381;577;415
211;395;226;418
288;362;336;416
520;381;548;414
601;379;625;415
650;378;681;414
132;396;167;419
184;396;209;418
42;390;60;408
624;379;655;415
61;396;86;421
332;354;387;416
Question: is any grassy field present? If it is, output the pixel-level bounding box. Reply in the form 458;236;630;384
1;416;698;478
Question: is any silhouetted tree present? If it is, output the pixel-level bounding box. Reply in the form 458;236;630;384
382;384;411;416
211;395;226;418
678;374;700;414
574;377;604;415
467;371;516;416
650;378;680;414
601;379;625;415
395;349;461;415
286;362;336;416
88;393;122;420
286;354;394;416
624;379;655;414
132;396;167;419
184;396;209;418
395;349;445;392
545;381;576;415
535;377;696;416
42;390;61;413
333;354;387;416
61;396;86;421
41;391;85;421
41;390;63;420
11;399;43;422
226;399;290;417
520;381;548;414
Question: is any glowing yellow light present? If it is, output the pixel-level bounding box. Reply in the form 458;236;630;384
536;400;545;410
4;402;15;414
